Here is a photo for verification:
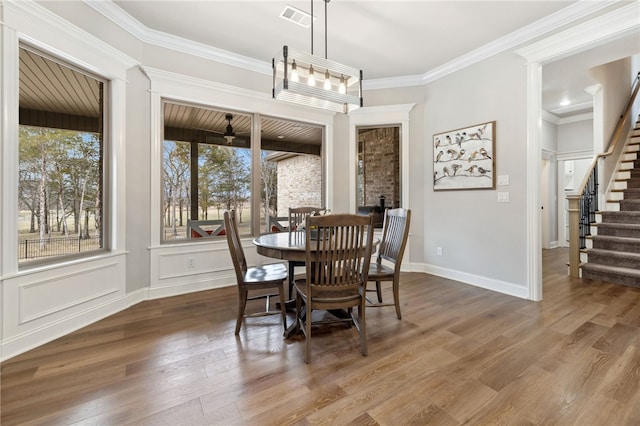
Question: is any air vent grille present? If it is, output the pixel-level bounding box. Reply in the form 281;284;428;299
280;4;314;28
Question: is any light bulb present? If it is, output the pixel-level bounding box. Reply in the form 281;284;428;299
324;70;331;90
291;60;299;82
338;75;346;94
308;65;315;86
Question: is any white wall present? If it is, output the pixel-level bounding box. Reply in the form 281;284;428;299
541;119;559;247
542;118;558;152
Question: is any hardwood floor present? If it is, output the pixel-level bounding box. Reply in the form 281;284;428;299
3;248;640;425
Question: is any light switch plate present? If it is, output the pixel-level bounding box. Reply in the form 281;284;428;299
497;175;509;186
497;192;509;203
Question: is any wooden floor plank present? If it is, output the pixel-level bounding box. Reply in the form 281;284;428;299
3;248;640;425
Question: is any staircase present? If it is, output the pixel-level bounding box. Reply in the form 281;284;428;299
581;118;640;286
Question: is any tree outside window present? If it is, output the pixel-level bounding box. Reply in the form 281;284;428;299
18;46;106;263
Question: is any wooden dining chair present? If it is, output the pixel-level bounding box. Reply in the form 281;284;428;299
223;210;287;335
366;208;411;319
287;206;325;297
294;214;374;363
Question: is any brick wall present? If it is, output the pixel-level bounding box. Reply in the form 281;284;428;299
276;155;322;215
358;127;400;208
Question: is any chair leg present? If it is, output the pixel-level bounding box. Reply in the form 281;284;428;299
235;288;248;335
375;281;383;303
393;278;402;320
278;284;287;333
359;297;368;356
288;261;295;298
304;301;312;363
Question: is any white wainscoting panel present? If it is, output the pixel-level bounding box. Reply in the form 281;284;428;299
18;262;120;323
149;239;243;299
2;253;129;361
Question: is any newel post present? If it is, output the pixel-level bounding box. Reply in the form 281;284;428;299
567;194;581;278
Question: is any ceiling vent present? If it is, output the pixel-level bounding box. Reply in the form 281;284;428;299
280;4;314;28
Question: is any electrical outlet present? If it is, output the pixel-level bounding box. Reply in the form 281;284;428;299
436;247;443;256
187;257;195;269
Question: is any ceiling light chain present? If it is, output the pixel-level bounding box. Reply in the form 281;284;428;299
272;0;363;113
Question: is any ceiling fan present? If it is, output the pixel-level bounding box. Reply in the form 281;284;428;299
223;113;235;145
198;113;248;147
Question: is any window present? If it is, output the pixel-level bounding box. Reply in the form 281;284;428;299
161;101;323;241
18;46;107;264
259;115;323;233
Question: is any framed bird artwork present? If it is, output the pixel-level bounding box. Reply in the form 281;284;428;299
433;120;496;190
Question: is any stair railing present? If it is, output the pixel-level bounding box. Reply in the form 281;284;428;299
567;71;640;278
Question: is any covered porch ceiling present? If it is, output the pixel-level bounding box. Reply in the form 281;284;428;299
19;47;323;155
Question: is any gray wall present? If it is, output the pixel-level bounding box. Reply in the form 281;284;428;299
557;119;593;154
421;52;528;286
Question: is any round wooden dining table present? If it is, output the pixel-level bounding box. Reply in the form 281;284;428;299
252;231;308;262
253;231;379;262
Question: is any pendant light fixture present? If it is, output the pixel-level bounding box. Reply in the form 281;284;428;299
272;0;363;113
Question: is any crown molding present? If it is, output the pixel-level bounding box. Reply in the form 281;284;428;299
85;0;270;75
85;0;626;89
516;1;640;63
368;0;620;89
542;110;560;125
363;75;424;91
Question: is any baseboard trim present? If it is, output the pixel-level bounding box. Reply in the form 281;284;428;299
1;288;148;362
412;262;529;300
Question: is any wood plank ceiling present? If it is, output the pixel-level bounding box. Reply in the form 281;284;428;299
18;46;323;154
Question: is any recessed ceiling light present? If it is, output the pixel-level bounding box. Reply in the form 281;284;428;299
560;99;571;106
280;4;314;28
277;135;285;139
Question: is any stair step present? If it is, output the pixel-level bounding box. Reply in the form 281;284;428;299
594;223;640;238
619;199;640;211
600;210;640;223
623;177;640;188
590;235;640;253
581;263;640;287
622;188;640;199
585;248;640;269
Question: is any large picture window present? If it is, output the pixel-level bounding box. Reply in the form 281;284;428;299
161;101;323;241
18;46;107;264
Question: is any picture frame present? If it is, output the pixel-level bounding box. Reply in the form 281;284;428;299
433;121;496;191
